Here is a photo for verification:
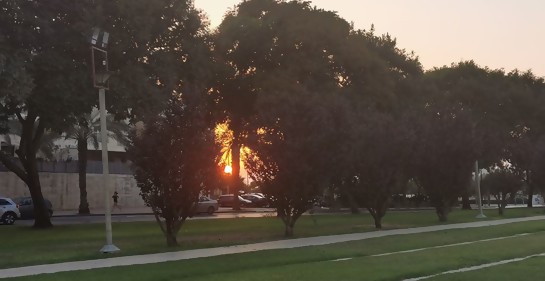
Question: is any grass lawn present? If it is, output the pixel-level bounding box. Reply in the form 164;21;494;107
1;207;543;270
429;256;545;280
7;220;545;281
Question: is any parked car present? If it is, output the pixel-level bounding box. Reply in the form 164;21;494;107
13;197;53;219
0;197;21;225
218;194;252;207
194;196;219;215
241;194;269;207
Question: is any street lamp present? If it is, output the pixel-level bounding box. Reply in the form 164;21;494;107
475;161;486;219
90;27;120;253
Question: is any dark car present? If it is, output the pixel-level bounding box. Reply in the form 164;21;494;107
14;197;53;219
218;194;252;207
241;194;269;207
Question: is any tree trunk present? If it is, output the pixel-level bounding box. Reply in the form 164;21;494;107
165;232;178;247
164;220;179;247
346;192;360;214
284;220;295;237
26;158;52;228
369;210;383;229
527;171;533;207
77;138;90;214
0;114;52;228
20;119;52;228
231;134;241;210
435;205;449;222
461;191;471;210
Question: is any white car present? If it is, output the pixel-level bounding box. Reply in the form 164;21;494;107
195;196;219;215
0;197;21;225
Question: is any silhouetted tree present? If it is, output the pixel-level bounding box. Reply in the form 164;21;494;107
214;0;353;210
481;167;523;216
341;110;416;228
127;94;220;247
413;104;479;222
64;110;129;214
246;90;347;237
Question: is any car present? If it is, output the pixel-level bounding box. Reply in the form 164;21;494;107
13;197;53;219
241;194;269;207
194;196;219;215
0;197;21;225
217;194;252;207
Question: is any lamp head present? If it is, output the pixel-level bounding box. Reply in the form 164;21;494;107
94;71;114;89
90;27;109;49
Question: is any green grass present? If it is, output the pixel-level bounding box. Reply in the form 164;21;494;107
429;256;545;280
1;207;543;269
7;220;545;281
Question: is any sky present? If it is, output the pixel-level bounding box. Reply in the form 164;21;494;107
194;0;545;77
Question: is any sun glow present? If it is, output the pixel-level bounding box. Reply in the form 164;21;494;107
224;165;233;174
215;122;252;179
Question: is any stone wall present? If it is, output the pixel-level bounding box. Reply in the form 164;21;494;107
0;172;145;211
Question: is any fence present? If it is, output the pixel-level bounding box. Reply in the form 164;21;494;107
0;160;132;175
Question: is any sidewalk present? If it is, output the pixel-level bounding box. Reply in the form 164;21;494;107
53;206;276;217
2;215;545;279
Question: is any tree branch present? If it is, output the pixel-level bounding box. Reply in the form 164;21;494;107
31;118;46;152
0;151;28;184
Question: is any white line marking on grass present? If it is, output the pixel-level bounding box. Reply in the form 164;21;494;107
330;258;353;262
372;233;530;257
402;253;545;281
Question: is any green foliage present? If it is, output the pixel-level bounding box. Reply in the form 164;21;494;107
246;90;347;236
127;94;220;246
340;110;416;228
0;0;210;227
412;103;479;221
481;167;523;215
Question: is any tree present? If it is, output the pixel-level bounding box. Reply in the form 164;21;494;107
0;0;96;227
127;94;220;246
340;110;415;228
530;136;545;199
412;104;479;222
0;0;209;227
245;90;347;237
64;110;129;214
424;62;516;209
481;167;522;215
334;28;423;228
213;0;353;210
503;70;545;207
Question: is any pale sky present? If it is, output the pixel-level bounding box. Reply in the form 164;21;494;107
194;0;545;77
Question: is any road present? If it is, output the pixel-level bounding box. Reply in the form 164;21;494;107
15;208;276;226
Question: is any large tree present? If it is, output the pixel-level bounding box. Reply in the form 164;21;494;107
245;90;348;237
503;70;545;207
424;62;515;209
213;0;353;210
341;110;416;229
127;93;219;247
413;103;479;222
481;167;523;216
0;0;209;227
0;0;95;227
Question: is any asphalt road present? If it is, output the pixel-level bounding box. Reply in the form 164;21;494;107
14;208;276;226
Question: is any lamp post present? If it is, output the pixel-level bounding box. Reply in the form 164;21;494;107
90;28;120;253
475;160;486;219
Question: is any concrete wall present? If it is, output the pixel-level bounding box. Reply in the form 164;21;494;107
0;172;145;211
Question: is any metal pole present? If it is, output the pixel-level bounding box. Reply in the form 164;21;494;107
475;160;486;219
99;87;120;253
